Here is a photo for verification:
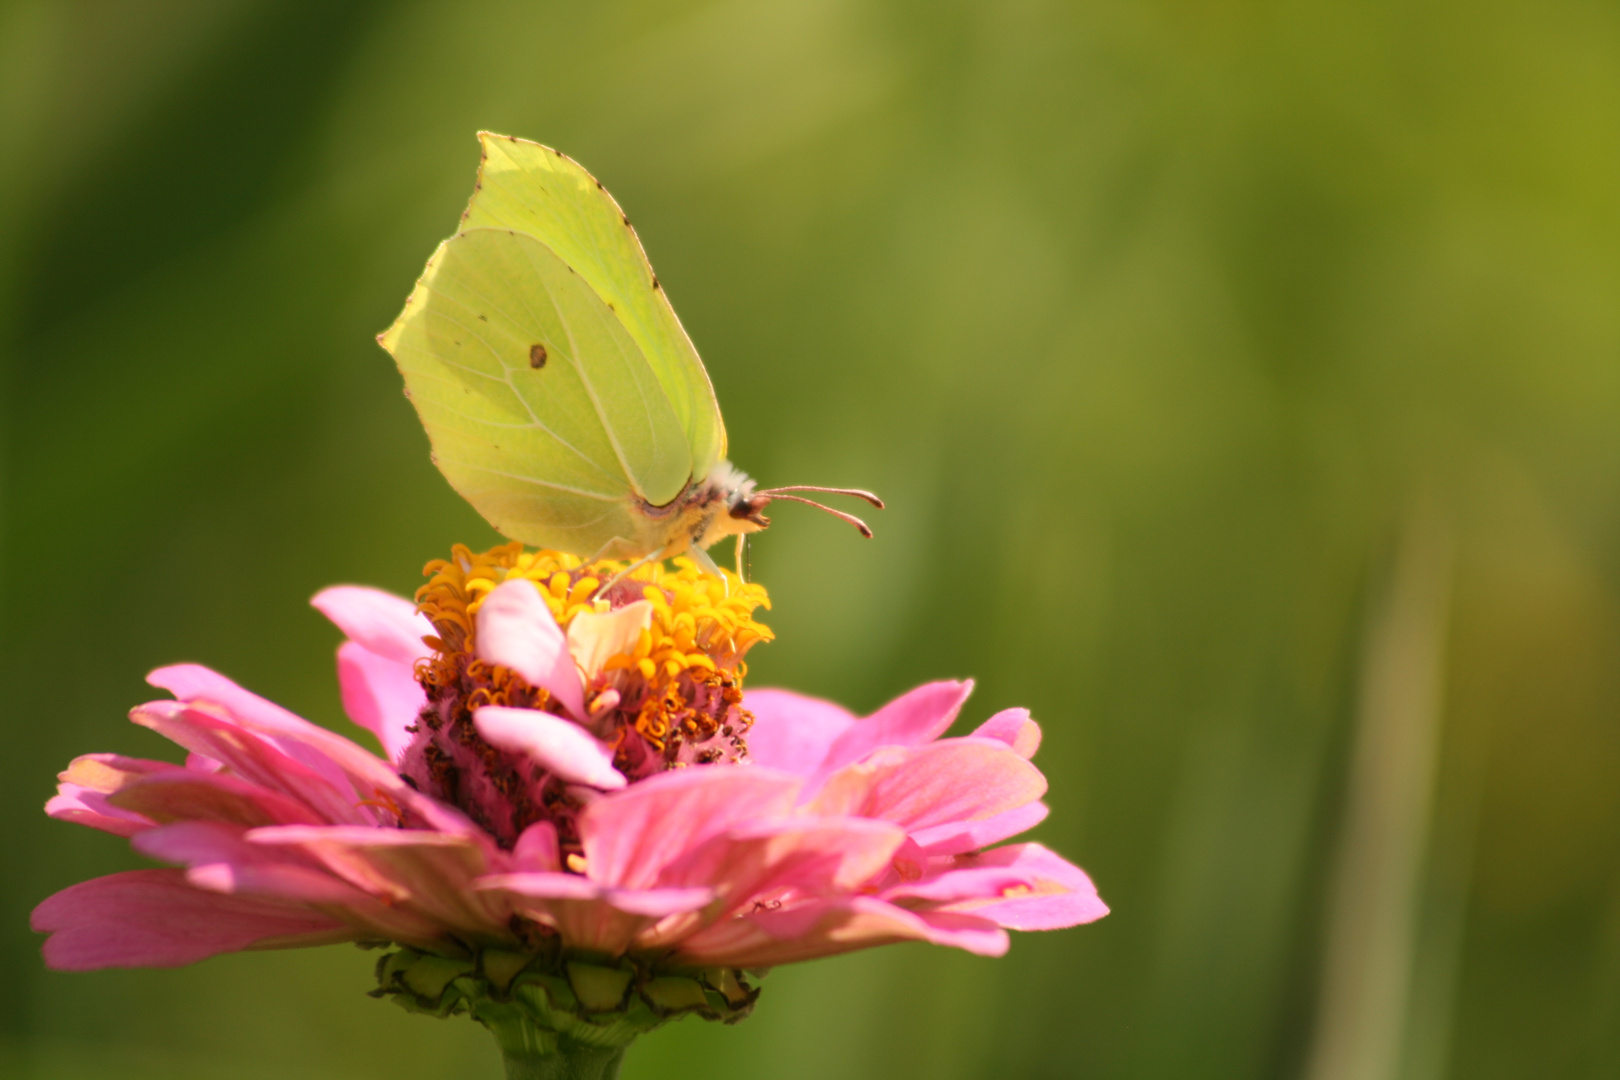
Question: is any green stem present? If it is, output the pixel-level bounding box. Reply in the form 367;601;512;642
499;1042;626;1080
482;1010;631;1080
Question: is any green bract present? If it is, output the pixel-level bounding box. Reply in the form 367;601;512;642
373;946;759;1080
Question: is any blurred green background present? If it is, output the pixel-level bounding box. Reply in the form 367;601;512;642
4;1;1619;1078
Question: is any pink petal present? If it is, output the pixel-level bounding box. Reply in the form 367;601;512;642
475;872;710;955
912;801;1050;855
45;756;173;836
809;681;975;789
133;823;453;946
134;820;278;866
970;708;1042;759
336;641;424;764
59;753;172;791
476;871;600;902
581;767;802;889
132;701;370;826
141;669;477;838
474;579;585;718
185;861;377;906
46;787;152;837
108;768;323;828
634;817;907;950
247;825;508;937
603;887;714;916
806;739;1048;833
311;586;434;665
32;869;352;970
146;665;400;800
937;844;1109;930
130;821;375;907
513;820;561;872
473;706;625;790
741;688;855;776
675;895;1008;967
882;865;1030;905
663;816;906;899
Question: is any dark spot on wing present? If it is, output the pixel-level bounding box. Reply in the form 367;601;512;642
652;276;660;290
529;343;548;369
621;213;629;225
478;314;487;321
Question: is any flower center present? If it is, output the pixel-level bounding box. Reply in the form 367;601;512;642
400;542;773;849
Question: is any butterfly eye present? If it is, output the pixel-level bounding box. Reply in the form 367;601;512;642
529;343;548;369
730;493;771;526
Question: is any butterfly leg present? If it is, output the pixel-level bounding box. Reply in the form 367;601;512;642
687;544;730;596
734;534;747;582
591;547;666;606
585;537;629;564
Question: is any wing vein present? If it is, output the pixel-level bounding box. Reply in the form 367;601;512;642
440;460;622;501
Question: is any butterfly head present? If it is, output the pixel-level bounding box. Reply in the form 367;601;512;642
692;461;883;551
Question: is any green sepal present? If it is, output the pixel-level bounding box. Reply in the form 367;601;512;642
371;945;762;1038
641;976;709;1012
566;961;633;1013
404;953;478;1000
703;966;751;1007
484;948;538;993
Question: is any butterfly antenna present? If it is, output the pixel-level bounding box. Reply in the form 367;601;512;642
757;485;885;510
760;494;876;538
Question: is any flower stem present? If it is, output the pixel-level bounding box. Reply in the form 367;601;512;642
482;1010;630;1080
499;1042;627;1080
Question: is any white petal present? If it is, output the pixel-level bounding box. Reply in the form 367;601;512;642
566;600;654;681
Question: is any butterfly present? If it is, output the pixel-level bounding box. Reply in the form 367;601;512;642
379;132;879;582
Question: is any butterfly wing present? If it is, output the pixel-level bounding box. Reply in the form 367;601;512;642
380;226;692;554
463;133;726;483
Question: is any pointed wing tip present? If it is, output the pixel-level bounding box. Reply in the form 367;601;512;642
477;130;558;156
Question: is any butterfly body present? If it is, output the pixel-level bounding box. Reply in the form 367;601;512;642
610;459;770;563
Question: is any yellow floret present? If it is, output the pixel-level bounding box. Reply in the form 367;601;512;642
415;542;772;690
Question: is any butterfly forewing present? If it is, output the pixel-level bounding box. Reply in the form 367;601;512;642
382;226;692;553
466;134;726;481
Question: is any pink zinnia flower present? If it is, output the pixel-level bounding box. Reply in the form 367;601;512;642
35;544;1105;1074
